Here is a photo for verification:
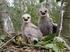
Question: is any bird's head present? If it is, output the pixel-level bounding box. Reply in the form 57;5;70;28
39;7;49;18
22;14;31;24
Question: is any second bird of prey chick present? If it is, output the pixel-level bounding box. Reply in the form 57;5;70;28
21;14;43;44
38;7;53;36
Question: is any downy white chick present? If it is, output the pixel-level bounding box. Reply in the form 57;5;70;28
21;14;43;44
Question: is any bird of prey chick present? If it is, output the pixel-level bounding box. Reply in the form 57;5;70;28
38;7;57;36
21;14;43;44
38;7;53;36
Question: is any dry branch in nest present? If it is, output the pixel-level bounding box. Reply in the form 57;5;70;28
0;32;70;52
0;33;52;52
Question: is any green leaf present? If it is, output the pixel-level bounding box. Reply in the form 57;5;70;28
45;44;61;52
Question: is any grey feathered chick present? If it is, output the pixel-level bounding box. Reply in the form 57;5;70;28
38;7;53;36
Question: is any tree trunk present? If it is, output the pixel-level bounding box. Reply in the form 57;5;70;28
0;0;15;36
0;0;5;35
2;12;15;34
61;0;70;46
0;13;3;34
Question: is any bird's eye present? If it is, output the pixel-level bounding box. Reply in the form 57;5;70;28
28;17;30;19
45;10;47;12
22;17;24;19
40;11;42;13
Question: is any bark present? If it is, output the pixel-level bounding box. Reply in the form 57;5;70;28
0;13;3;33
0;0;5;34
0;0;15;36
2;12;15;34
61;0;70;46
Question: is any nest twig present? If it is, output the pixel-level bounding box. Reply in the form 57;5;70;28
0;33;52;51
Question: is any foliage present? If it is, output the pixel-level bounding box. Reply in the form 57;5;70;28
27;5;39;25
50;0;60;23
9;4;39;32
8;0;60;31
9;7;22;31
56;0;61;2
0;0;65;52
39;0;45;3
36;35;65;52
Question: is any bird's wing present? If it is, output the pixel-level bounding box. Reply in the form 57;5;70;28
49;18;53;23
31;24;43;38
31;23;39;29
24;23;42;40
